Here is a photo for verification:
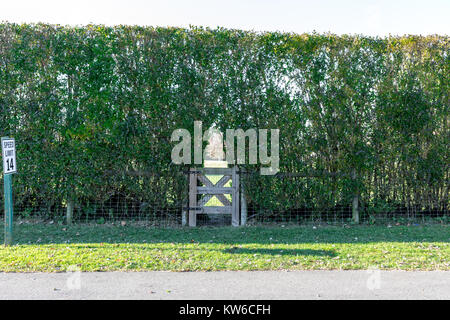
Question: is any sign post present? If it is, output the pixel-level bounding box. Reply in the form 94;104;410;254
2;137;17;246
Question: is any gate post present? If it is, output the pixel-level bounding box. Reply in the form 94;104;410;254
182;170;188;226
232;166;239;227
240;167;247;226
189;168;197;227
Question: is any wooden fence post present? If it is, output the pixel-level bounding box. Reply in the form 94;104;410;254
182;170;188;226
352;169;359;224
240;168;247;226
189;168;197;227
66;199;74;225
232;166;239;227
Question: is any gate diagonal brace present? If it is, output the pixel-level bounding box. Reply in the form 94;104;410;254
197;174;232;207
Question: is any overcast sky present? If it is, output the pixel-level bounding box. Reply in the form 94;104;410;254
1;0;449;36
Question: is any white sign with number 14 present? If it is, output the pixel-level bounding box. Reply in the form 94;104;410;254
2;138;17;174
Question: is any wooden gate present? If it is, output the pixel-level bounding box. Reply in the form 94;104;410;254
185;166;241;227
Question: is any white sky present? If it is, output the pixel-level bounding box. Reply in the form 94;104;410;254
0;0;449;36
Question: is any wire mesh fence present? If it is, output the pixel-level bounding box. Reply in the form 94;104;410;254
0;168;448;226
240;170;449;225
1;170;188;227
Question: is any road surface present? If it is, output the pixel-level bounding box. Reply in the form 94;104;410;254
1;271;448;300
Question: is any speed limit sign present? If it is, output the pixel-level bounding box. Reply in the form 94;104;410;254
2;137;17;175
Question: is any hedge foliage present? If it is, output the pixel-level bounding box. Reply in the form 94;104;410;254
0;23;448;218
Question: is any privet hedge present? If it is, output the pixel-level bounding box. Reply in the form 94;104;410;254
0;23;448;220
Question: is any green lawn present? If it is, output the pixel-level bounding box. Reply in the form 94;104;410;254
0;222;448;272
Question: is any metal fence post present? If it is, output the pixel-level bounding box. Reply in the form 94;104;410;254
4;173;13;246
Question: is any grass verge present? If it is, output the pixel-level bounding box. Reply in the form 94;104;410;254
0;222;448;272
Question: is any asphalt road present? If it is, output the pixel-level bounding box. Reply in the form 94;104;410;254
1;271;449;300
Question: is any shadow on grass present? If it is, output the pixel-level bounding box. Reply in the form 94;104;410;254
53;244;336;258
223;247;336;257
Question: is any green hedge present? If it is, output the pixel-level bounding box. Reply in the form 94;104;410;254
0;23;448;217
